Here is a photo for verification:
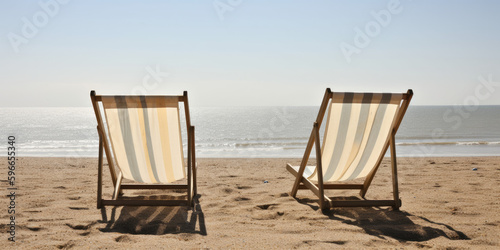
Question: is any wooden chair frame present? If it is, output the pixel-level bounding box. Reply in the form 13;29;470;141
287;88;413;210
90;91;197;208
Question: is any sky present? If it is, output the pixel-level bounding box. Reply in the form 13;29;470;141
1;0;499;107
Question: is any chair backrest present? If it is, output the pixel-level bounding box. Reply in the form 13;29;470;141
96;95;188;184
309;92;409;182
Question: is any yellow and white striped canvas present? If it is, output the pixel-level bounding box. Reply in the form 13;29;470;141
308;93;403;182
101;96;186;184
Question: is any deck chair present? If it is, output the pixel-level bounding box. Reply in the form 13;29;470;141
90;90;197;208
287;88;413;210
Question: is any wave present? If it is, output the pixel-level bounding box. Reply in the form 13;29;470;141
14;139;500;150
198;137;309;142
397;141;500;146
234;142;307;148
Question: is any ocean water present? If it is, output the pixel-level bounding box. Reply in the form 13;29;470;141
0;106;499;158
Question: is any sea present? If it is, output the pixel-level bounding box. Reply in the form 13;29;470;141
1;106;499;158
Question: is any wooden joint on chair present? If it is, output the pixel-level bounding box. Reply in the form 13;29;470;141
112;172;123;200
404;89;414;101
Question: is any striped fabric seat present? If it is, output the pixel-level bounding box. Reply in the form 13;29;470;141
101;96;185;184
287;89;413;210
309;93;402;182
91;91;196;208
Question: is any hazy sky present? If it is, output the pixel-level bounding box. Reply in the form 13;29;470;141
1;0;499;107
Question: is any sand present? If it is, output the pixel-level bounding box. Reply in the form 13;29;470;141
2;156;499;249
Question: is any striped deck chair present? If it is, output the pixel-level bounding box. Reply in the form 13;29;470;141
90;91;196;208
287;88;413;210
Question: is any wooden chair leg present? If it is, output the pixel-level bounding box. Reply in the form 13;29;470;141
97;128;103;209
186;126;197;207
291;89;331;197
187;130;192;207
390;130;401;210
313;123;328;210
112;172;123;200
192;126;197;196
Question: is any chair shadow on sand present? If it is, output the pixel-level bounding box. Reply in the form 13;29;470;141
99;195;206;236
296;196;470;242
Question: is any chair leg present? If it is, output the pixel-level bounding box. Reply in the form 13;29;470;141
286;164;332;210
318;185;329;211
192;126;197;196
192;164;198;196
97;129;103;209
187;125;196;207
313;123;328;210
112;172;123;200
187;137;192;207
390;130;401;210
292;90;331;198
317;178;326;210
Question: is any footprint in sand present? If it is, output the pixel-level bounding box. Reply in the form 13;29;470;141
256;204;278;210
69;207;89;210
221;175;238;178
115;235;134;242
27;225;43;231
65;222;97;230
301;240;347;246
26;210;42;213
234;197;251;201
79;232;91;236
57;241;76;249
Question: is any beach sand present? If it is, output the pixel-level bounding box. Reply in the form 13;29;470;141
2;157;499;249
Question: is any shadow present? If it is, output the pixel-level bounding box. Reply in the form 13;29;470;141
99;195;206;235
298;196;469;242
296;197;321;211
